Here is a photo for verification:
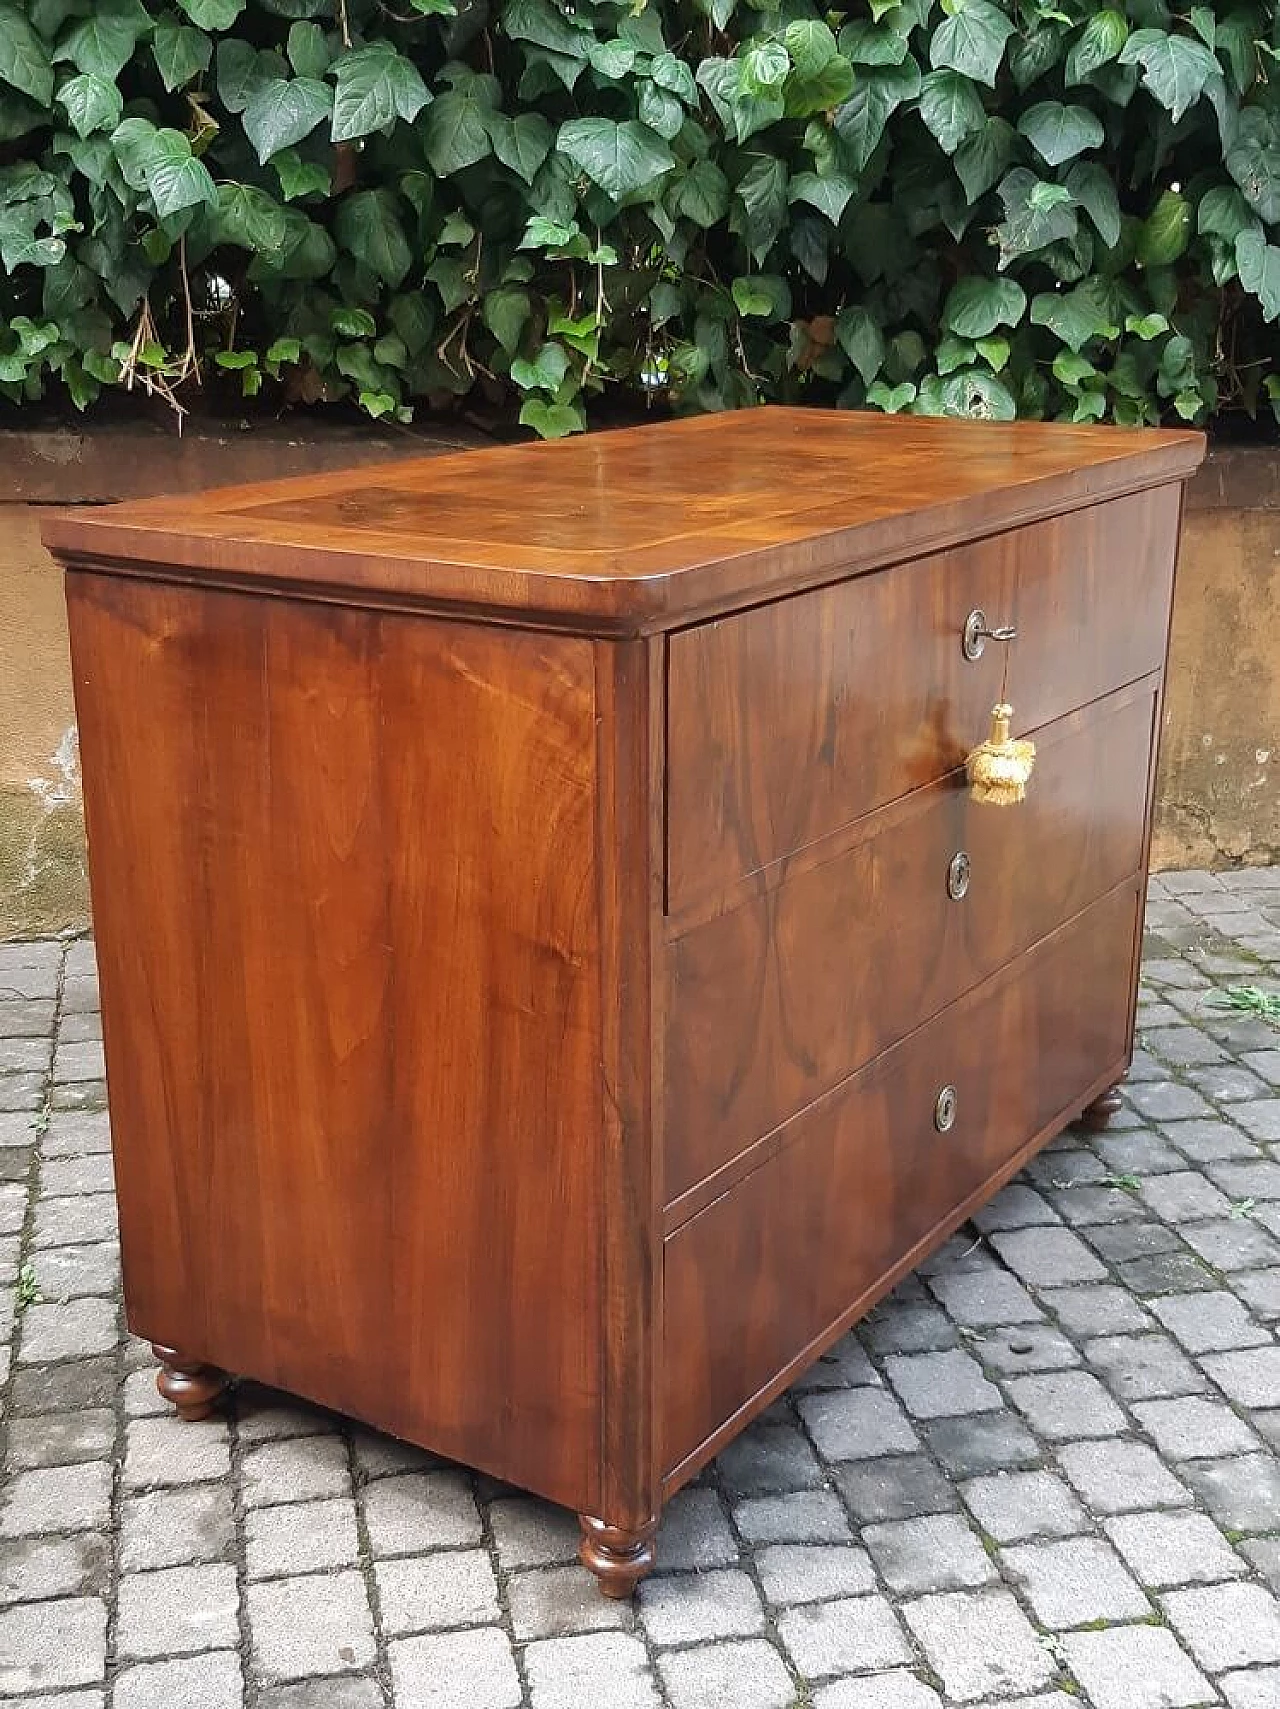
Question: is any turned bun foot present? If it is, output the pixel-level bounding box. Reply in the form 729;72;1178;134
152;1344;228;1421
1078;1082;1124;1132
578;1514;658;1598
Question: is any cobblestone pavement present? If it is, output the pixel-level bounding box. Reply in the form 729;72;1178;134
3;869;1280;1708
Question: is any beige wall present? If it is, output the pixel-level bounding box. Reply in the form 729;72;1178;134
1;426;1275;938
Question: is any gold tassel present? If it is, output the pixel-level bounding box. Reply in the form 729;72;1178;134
966;703;1036;806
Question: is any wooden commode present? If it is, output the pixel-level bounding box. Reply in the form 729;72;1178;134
42;408;1205;1595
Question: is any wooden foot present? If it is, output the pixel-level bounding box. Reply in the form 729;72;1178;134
152;1344;227;1421
578;1514;658;1598
1078;1082;1124;1132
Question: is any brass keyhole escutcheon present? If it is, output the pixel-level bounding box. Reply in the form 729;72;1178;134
934;1085;958;1133
947;851;971;901
962;610;1019;661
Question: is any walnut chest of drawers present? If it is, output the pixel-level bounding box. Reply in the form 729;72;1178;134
43;408;1205;1595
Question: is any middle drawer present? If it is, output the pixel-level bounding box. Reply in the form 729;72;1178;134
663;684;1155;1208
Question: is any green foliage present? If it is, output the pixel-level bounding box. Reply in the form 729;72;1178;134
1;0;1278;432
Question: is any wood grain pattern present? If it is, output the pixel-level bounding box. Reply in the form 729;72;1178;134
662;881;1141;1478
666;486;1182;910
43;410;1203;633
67;571;606;1513
664;685;1157;1207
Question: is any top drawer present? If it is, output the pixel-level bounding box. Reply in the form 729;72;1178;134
666;485;1181;915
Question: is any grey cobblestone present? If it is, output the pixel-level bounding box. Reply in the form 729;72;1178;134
2;895;1279;1703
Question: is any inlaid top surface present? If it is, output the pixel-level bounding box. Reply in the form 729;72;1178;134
44;407;1204;632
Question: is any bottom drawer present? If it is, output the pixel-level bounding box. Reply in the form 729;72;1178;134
662;880;1140;1480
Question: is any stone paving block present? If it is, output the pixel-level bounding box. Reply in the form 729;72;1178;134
733;1488;852;1544
970;1182;1062;1231
247;1571;377;1682
861;1302;959;1356
31;1239;119;1298
1057;1439;1191;1514
882;1348;1002;1420
1240;1536;1280;1592
1047;1183;1147;1226
1094;1131;1188;1174
0;1035;53;1075
1201;1345;1280;1408
795;1333;880;1390
835;1452;958;1523
0;1071;43;1110
1186;1064;1270;1102
1085;1219;1184;1263
1060;1625;1215;1709
1235;1099;1280;1143
1221;1668;1280;1708
489;1495;580;1570
258;1679;384;1709
1182;1217;1280;1272
1162;1580;1280;1670
120;1485;235;1571
640;1568;765;1644
778;1594;913;1679
0;1532;111;1605
1005;1370;1126;1439
123;1413;231;1490
1151;1289;1273;1352
240;1432;351;1507
10;1353;115;1415
756;1541;876;1603
507;1563;633;1641
0;1003;55;1044
60;1009;104;1043
42;1110;111;1155
1134;1394;1261;1459
30;1191;118;1248
116;1563;240;1660
926;1267;1043;1327
1180;1453;1280;1532
0;1142;31;1181
923;1412;1042;1476
1245;1049;1280;1085
1207;1158;1280;1200
1105;1508;1248;1586
113;1650;244;1709
522;1632;655;1709
658;1639;796;1709
375;1549;500;1635
1040;1283;1152;1337
863;1513;996;1593
40;1150;115;1196
1143;1026;1227;1068
0;1595;107;1696
347;1426;434;1476
798;1388;919;1461
999;1535;1151;1627
1083;1331;1205;1401
716;1419;824;1493
970;1323;1081;1375
1163;1118;1262;1163
1120;1251;1222;1296
643;1486;738;1570
959;1470;1087;1543
901;1588;1057;1703
362;1469;482;1555
1130;1082;1214;1121
1139;1170;1233;1222
17;1296;117;1363
1235;1268;1280;1320
5;1406;114;1469
0;1459;112;1536
245;1495;359;1578
812;1674;943;1709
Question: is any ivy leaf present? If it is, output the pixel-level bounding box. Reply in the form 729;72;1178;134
56;13;139;81
178;0;245;27
0;5;55;105
1065;11;1128;85
953;117;1017;202
588;40;635;81
1030;279;1119;351
56;71;123;138
503;0;588;61
943;275;1027;338
929;0;1015;88
673;158;729;227
1235;230;1280;321
151;21;212;94
731;154;788;263
731;274;791;320
783;19;838;80
483;285;530;355
425;84;495;176
212;182;289;254
1138;189;1191;266
243;77;331;163
136;127;218;218
834;59;921;169
839;21;911;67
1226;110;1280;224
639;82;683;139
519;398;584;438
918;368;1017;419
918;69;986;154
510;340;568;393
331;44;430;142
334;188;412;286
1018;102;1105;167
489;112;553;183
788;171;855;225
1119;29;1215;124
1197;185;1254;242
217;40;282;113
835;304;884;384
273;148;330;200
287;21;329;80
1066;161;1121;248
996;169;1078;265
557;118;674;199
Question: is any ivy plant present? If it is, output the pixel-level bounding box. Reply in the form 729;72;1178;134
0;0;1277;435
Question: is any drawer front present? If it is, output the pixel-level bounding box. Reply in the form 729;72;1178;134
662;881;1139;1477
666;485;1180;915
664;686;1155;1207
